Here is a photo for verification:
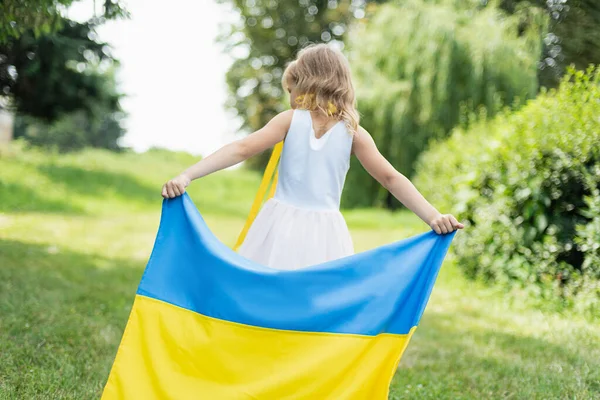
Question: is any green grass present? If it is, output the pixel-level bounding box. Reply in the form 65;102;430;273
1;144;599;399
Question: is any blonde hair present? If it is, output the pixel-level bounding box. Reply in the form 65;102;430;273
282;43;359;134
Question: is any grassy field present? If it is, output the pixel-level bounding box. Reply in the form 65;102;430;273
0;144;599;399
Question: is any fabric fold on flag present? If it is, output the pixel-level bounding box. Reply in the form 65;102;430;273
102;193;455;399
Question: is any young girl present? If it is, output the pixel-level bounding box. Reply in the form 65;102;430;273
161;44;463;270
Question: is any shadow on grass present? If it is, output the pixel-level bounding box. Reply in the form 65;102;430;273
37;164;158;203
0;239;143;399
390;309;600;399
0;182;84;214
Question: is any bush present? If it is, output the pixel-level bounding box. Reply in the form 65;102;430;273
414;67;600;316
13;108;125;153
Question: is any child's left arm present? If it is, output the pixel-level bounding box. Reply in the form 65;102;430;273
352;126;463;234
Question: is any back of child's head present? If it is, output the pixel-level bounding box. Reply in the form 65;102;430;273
282;44;359;134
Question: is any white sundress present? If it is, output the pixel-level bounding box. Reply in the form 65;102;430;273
237;109;355;270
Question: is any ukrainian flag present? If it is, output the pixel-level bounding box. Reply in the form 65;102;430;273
102;194;455;399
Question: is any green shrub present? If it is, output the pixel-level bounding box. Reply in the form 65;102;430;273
414;67;600;316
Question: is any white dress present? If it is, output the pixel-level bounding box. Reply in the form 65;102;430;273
237;109;355;270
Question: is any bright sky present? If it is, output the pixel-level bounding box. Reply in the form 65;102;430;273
68;0;239;156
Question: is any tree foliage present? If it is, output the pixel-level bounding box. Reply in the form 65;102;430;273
1;2;127;151
13;67;125;152
0;19;120;122
341;0;543;208
0;0;128;43
500;0;600;88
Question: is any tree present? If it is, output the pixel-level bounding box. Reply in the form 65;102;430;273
342;0;543;208
0;0;127;43
1;2;127;151
13;66;126;152
1;0;128;131
0;19;121;122
500;0;600;88
217;0;363;168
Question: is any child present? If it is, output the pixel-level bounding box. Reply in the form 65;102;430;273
162;44;463;270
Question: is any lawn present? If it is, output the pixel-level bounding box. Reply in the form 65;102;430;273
0;145;598;399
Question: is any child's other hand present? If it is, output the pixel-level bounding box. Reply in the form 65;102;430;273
161;174;191;199
429;214;464;234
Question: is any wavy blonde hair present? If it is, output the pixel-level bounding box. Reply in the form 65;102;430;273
282;44;359;134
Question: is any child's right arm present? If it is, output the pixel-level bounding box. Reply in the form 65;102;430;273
162;110;293;199
352;126;463;234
